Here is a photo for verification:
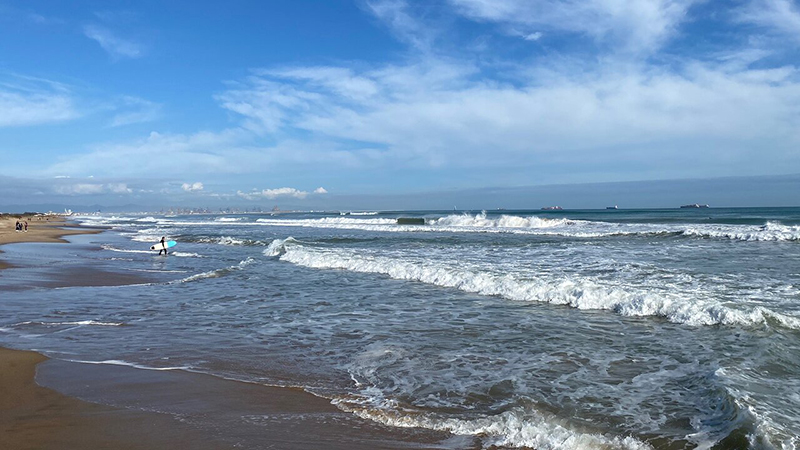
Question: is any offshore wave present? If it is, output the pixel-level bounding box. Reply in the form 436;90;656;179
431;213;578;228
175;257;256;283
265;238;800;330
680;221;800;242
184;236;266;246
256;217;398;226
248;214;800;242
126;213;800;242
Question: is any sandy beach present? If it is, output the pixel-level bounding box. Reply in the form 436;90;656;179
0;347;234;450
0;214;102;245
0;345;454;449
0;214;102;271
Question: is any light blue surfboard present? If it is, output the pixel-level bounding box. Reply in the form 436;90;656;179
150;240;177;251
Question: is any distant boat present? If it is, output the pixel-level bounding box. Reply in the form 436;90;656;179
541;206;563;211
606;206;618;210
680;204;710;209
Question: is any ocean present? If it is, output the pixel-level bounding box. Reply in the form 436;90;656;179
1;207;799;449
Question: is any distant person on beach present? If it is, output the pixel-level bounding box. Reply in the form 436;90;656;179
24;221;28;232
159;236;168;256
15;220;21;232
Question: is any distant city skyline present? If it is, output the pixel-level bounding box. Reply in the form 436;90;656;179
2;174;798;213
2;0;800;208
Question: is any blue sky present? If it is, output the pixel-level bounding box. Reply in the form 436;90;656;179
1;0;800;209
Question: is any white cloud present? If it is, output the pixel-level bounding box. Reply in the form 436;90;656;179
314;187;328;194
30;0;800;188
523;31;542;41
207;55;800;179
42;53;800;184
448;0;698;53
109;96;161;127
54;182;131;195
366;0;436;52
106;183;132;193
182;182;204;192
46;129;245;176
83;24;142;59
0;76;79;126
237;187;310;200
736;0;800;41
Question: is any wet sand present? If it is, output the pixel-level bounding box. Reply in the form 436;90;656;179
0;214;102;272
0;346;459;449
0;214;102;246
0;347;233;450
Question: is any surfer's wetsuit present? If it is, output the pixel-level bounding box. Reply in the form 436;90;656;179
159;237;168;256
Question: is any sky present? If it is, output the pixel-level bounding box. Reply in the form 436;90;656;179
1;0;800;210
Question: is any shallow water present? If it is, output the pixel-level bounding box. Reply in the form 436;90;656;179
1;208;799;449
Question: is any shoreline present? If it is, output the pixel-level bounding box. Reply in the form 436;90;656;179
0;347;233;450
0;214;102;271
1;346;456;449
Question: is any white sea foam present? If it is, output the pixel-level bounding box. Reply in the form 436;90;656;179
67;359;189;371
170;251;203;258
101;245;151;254
129;228;167;243
265;238;800;329
256;217;397;226
681;221;800;242
192;236;265;246
215;236;247;246
333;396;650;450
247;214;800;242
101;245;200;258
15;320;124;327
176;257;256;283
215;217;244;222
431;213;578;229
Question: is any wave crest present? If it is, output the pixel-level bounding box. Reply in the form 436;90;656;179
268;239;800;330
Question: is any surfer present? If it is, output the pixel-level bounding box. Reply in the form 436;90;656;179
159;236;168;256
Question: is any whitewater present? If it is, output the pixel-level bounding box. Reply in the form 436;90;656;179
2;207;798;449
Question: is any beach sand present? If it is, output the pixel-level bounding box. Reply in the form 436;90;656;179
0;214;102;271
0;214;102;246
0;347;234;450
1;346;457;449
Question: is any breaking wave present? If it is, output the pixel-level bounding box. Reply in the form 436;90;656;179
252;214;800;242
264;238;800;330
333;397;650;450
187;236;266;246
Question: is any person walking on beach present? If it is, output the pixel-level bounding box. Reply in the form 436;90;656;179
159;236;168;256
24;221;28;232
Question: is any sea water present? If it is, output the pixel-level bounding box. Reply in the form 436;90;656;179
1;208;799;449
